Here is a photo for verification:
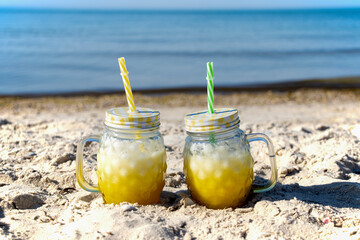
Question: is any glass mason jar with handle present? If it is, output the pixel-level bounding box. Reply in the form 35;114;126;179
76;107;167;205
183;108;277;209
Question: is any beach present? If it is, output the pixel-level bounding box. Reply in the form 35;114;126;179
0;89;359;239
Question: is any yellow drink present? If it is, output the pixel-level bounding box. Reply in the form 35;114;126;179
184;142;254;209
183;108;277;209
97;138;166;205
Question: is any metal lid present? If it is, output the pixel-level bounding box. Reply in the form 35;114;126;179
184;108;239;133
105;107;160;130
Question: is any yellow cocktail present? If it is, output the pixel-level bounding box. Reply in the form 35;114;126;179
76;107;167;205
183;108;277;209
184;140;254;209
76;59;168;205
97;139;166;204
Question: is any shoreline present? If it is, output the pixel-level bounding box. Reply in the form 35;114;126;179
1;76;360;98
1;88;360;113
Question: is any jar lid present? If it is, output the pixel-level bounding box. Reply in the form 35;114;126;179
105;107;160;130
184;108;240;133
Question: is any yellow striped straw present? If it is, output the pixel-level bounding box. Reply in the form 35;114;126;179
118;57;136;112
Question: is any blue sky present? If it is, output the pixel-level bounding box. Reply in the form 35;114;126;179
1;0;360;10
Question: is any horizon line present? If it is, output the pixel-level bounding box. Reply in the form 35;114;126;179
1;6;360;12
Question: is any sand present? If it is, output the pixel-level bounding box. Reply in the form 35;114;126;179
0;89;360;240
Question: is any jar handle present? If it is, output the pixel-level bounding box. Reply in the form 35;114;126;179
246;133;278;193
76;135;101;192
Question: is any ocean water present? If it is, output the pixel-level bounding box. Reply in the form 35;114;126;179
1;8;360;94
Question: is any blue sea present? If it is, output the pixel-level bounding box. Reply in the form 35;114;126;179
1;8;360;95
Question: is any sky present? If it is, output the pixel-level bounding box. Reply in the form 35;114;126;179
1;0;360;10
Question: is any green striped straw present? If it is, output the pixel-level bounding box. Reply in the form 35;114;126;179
206;62;214;114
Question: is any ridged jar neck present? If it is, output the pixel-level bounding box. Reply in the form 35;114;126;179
104;124;160;139
186;125;242;142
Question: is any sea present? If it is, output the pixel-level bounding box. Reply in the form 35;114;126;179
1;8;360;95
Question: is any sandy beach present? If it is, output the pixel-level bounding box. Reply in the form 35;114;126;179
0;89;360;240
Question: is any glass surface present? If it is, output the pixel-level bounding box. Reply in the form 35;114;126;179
97;128;167;204
183;127;277;209
183;128;254;209
76;126;167;205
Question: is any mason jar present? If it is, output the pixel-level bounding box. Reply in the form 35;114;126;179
183;108;277;209
76;107;167;205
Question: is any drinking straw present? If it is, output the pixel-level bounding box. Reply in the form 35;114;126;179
206;62;215;143
206;62;214;114
118;57;136;112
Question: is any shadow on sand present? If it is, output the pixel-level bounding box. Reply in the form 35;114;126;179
0;206;10;235
247;179;360;209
